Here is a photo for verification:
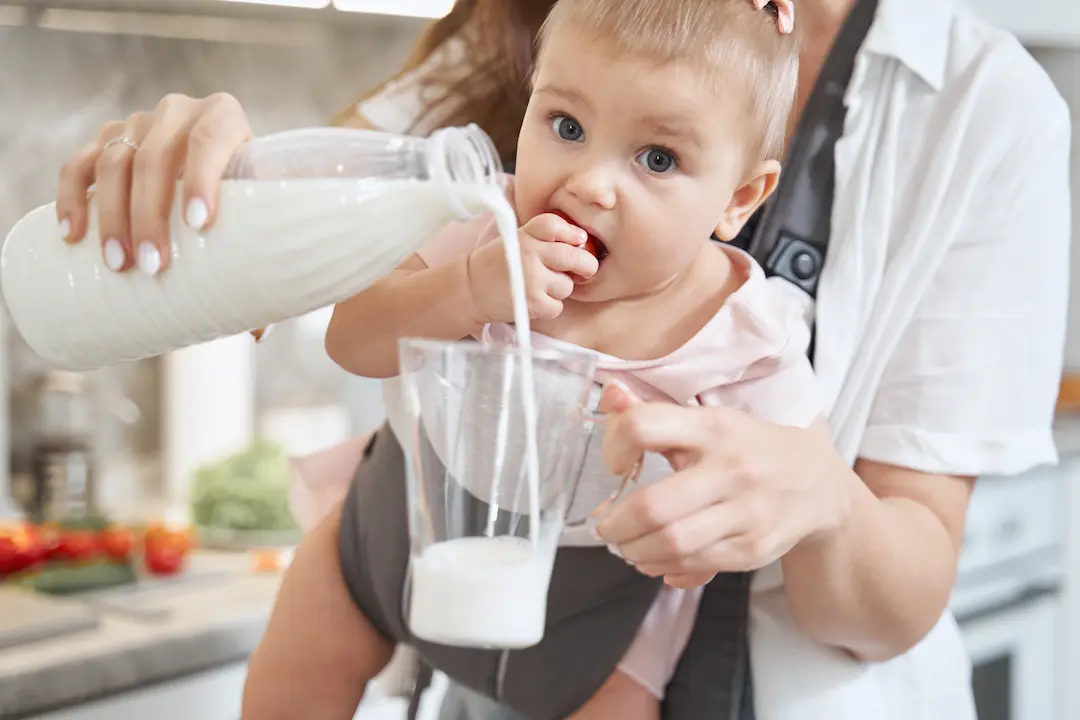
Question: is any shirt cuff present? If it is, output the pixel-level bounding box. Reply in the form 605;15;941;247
857;424;1059;477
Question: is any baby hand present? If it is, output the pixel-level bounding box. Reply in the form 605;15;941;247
468;212;599;323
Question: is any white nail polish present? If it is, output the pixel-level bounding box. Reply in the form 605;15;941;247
58;217;71;240
607;544;623;559
103;238;126;272
185;197;208;231
137;242;162;276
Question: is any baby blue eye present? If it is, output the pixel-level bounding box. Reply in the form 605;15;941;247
636;148;677;174
551;115;584;142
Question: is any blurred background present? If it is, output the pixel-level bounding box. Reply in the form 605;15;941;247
0;1;1076;719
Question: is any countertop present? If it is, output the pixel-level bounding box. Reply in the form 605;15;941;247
0;552;279;719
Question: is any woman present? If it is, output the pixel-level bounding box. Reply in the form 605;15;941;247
53;0;1070;718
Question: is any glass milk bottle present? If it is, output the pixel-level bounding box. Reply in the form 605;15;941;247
1;125;503;371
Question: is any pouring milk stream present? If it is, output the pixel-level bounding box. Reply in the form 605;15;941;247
1;124;553;648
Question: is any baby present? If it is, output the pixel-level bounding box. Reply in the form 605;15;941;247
249;1;816;719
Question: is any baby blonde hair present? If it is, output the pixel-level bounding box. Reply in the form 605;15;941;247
538;0;800;162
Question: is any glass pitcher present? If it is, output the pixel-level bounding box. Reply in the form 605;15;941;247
398;338;600;649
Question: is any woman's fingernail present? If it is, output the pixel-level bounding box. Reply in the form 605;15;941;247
137;242;162;276
103;238;126;272
185;197;208;230
607;543;623;559
58;217;72;241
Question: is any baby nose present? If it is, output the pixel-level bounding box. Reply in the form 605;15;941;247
566;166;617;210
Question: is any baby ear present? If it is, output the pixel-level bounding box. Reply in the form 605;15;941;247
714;160;781;241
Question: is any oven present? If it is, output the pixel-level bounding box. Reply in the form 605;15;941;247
952;464;1065;720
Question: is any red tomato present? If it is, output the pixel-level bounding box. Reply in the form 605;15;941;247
1;525;47;573
145;524;194;553
0;535;18;576
99;527;135;562
145;542;186;576
36;524;62;560
55;530;99;562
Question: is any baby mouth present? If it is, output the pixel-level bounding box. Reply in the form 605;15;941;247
584;235;609;263
551;210;609;263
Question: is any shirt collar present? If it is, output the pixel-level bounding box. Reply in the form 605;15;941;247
860;0;954;91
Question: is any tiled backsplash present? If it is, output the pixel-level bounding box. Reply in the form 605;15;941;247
0;19;419;492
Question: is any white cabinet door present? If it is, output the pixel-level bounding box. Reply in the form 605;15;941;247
964;0;1080;47
31;663;247;720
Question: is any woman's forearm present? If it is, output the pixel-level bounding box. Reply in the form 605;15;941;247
325;255;484;378
779;462;970;662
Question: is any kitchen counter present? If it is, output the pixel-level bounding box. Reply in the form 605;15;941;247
0;552;278;719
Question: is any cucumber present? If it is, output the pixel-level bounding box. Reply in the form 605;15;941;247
28;561;137;595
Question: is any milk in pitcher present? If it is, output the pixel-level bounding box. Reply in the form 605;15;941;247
408;536;554;648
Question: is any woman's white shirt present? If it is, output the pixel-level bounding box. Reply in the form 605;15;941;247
755;0;1069;718
359;0;1072;717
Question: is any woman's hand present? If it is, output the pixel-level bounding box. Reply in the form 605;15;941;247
56;93;253;276
594;384;853;590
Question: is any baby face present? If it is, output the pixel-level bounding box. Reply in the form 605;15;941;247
514;25;778;304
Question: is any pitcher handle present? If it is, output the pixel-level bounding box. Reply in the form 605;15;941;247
564;407;644;530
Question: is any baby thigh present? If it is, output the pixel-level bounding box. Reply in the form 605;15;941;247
242;504;395;720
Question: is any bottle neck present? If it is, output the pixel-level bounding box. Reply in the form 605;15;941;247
426;125;504;220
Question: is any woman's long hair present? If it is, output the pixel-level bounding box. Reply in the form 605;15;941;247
333;0;555;161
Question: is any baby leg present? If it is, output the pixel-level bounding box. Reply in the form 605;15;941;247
242;504;395;720
568;670;661;720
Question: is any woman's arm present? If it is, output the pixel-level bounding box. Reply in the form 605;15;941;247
780;450;974;661
325;253;485;378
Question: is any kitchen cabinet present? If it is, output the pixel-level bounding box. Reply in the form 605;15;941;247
964;0;1080;47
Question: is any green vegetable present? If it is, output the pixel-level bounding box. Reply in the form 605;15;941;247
189;438;299;532
19;561;137;595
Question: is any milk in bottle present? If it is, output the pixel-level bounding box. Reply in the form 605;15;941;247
1;125;504;371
